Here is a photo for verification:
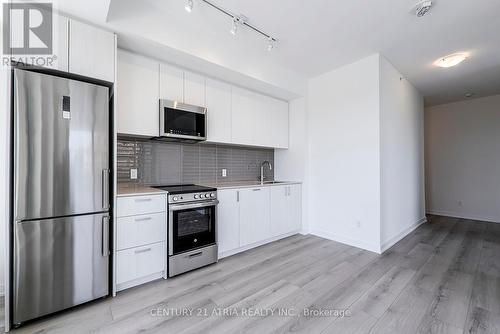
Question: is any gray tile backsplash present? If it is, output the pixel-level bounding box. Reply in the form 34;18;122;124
117;138;274;185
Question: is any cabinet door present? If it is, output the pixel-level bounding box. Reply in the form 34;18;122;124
252;93;271;147
269;98;289;149
287;184;302;232
69;20;115;82
206;78;231;143
159;63;184;102
44;14;69;71
231;87;255;145
217;189;240;254
270;185;289;237
239;187;270;246
116;50;159;137
184;71;205;106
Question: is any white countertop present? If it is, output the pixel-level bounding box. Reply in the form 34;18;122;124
200;181;302;190
117;181;302;196
116;184;166;197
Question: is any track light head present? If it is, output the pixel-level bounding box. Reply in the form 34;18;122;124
267;37;275;51
230;17;238;36
185;0;193;12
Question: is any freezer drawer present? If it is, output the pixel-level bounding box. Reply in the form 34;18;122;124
13;213;110;325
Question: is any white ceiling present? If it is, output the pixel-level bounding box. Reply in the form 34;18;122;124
59;0;500;105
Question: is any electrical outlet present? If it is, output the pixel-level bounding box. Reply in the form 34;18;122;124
130;168;138;180
356;221;361;228
457;200;463;207
222;169;227;178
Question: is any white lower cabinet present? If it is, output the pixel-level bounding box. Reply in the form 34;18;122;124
217;189;240;254
116;194;167;291
239;187;271;246
270;184;302;237
217;184;301;257
116;242;165;285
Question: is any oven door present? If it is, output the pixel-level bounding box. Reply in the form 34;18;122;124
160;99;206;141
169;200;218;255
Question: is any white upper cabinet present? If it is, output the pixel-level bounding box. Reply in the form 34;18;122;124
118;58;288;148
117;50;159;137
269;98;289;149
206;78;232;143
69;20;115;82
159;63;184;102
231;86;256;146
184;71;205;106
43;14;69;71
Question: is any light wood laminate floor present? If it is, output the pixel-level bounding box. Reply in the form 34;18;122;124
5;215;500;334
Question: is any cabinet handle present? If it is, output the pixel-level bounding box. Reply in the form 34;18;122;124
236;191;239;202
287;187;291;196
135;217;152;222
135;198;152;202
253;188;261;191
135;247;152;254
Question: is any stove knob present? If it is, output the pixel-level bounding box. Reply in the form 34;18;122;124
194;194;199;199
173;196;179;201
205;193;210;198
210;193;215;198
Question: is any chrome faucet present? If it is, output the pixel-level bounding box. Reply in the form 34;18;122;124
260;161;272;185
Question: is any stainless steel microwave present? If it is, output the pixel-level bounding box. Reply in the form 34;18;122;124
159;99;207;141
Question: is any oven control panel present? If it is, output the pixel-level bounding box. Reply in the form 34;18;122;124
168;192;217;203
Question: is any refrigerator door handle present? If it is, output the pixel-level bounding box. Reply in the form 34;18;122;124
102;216;110;257
102;169;110;209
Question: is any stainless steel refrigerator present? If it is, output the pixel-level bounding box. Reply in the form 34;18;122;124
12;68;111;325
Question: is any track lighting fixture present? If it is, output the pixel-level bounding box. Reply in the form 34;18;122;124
187;0;278;51
185;0;193;13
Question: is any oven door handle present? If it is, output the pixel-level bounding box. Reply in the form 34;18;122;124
169;200;219;211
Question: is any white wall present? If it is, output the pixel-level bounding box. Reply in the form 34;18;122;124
425;94;500;223
307;55;382;252
379;57;426;251
275;97;309;233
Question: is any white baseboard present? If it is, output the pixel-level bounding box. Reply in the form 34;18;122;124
426;210;500;224
380;217;427;253
309;229;381;254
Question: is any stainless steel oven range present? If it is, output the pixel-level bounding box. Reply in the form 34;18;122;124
153;184;218;277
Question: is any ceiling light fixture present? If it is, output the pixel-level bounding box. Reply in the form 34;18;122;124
464;92;475;98
185;0;193;12
434;53;468;68
196;0;277;51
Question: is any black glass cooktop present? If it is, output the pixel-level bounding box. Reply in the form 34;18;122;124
152;184;216;195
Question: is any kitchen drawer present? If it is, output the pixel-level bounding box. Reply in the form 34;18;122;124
117;194;166;217
117;213;166;250
116;242;165;284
